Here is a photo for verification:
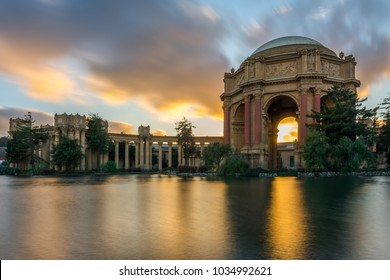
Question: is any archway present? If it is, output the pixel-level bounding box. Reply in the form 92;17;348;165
266;96;299;169
232;103;245;152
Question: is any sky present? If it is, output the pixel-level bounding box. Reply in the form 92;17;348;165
1;0;390;141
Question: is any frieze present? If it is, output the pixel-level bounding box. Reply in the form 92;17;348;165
321;61;340;77
265;61;297;78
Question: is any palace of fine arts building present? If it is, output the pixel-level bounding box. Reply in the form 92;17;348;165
8;36;384;172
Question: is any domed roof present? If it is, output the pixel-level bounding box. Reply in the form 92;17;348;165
251;36;335;56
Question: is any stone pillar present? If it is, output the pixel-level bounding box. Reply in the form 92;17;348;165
178;143;182;166
223;101;231;144
74;130;80;171
158;142;163;171
244;94;251;147
80;130;86;171
54;130;60;171
135;141;139;168
254;93;262;145
200;142;205;166
125;142;129;170
115;140;119;168
168;142;172;167
87;149;92;171
314;92;321;112
140;139;144;169
299;90;308;144
145;139;150;170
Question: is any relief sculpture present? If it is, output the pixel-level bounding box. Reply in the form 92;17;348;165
265;61;297;78
321;61;340;77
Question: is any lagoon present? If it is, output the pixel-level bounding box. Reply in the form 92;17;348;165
0;175;389;259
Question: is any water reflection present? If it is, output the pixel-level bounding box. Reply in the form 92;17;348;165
0;175;389;259
266;177;309;259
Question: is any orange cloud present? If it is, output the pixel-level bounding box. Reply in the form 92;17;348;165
108;121;134;134
151;129;167;136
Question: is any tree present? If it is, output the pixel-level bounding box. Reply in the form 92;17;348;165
308;86;377;145
6;113;48;169
0;136;8;147
175;117;196;166
51;136;84;171
377;93;390;165
217;154;249;176
86;113;110;171
305;86;377;171
6;128;30;169
302;129;330;172
202;143;232;170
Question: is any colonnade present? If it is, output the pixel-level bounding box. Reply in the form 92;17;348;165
110;135;220;171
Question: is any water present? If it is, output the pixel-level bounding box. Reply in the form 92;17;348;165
0;175;389;260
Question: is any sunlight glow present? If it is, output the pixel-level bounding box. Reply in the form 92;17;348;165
277;117;298;143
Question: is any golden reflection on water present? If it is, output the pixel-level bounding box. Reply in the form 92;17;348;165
266;177;309;259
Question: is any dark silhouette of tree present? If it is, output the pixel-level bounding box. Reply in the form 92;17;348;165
86;113;110;171
175;117;196;167
51;136;84;171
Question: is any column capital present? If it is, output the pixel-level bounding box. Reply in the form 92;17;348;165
244;93;252;101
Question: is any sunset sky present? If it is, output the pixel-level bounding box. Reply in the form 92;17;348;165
1;0;390;141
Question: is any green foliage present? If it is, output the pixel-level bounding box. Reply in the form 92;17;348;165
377;94;390;165
302;129;330;172
102;160;117;173
86;113;110;170
305;86;376;171
202;143;232;170
175;117;196;166
5;113;48;170
308;85;377;145
6;128;30;168
0;136;8;147
51;136;84;171
217;154;249;176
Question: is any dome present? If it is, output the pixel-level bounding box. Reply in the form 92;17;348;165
251;36;336;56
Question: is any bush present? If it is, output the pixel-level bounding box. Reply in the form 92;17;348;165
176;165;198;173
217;155;249;176
102;160;117;173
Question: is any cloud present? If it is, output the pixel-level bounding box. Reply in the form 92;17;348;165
240;0;390;105
0;106;54;136
0;0;228;120
151;129;167;136
108;121;134;134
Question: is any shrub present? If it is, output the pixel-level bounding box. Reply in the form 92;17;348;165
217;155;249;176
102;160;117;173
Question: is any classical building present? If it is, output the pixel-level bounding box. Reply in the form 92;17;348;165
220;36;360;168
9;113;223;171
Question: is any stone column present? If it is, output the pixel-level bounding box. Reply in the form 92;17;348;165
168;142;172;167
254;93;262;145
299;90;308;144
314;92;321;112
125;142;129;170
140;139;144;169
115;140;119;168
80;130;86;171
223;101;231;144
178;143;182;166
158;142;163;171
74;130;80;171
244;94;251;147
54;130;60;171
145;139;150;170
200;142;205;166
135;141;139;168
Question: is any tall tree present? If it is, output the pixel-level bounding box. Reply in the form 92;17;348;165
305;86;377;171
302;129;330;172
6;128;30;169
51;136;84;171
86;113;110;171
202;143;232;170
6;112;48;169
175;117;196;167
377;93;390;165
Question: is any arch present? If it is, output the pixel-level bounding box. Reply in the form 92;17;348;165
231;103;245;152
265;95;299;169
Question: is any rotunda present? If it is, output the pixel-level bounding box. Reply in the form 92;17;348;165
220;36;360;168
